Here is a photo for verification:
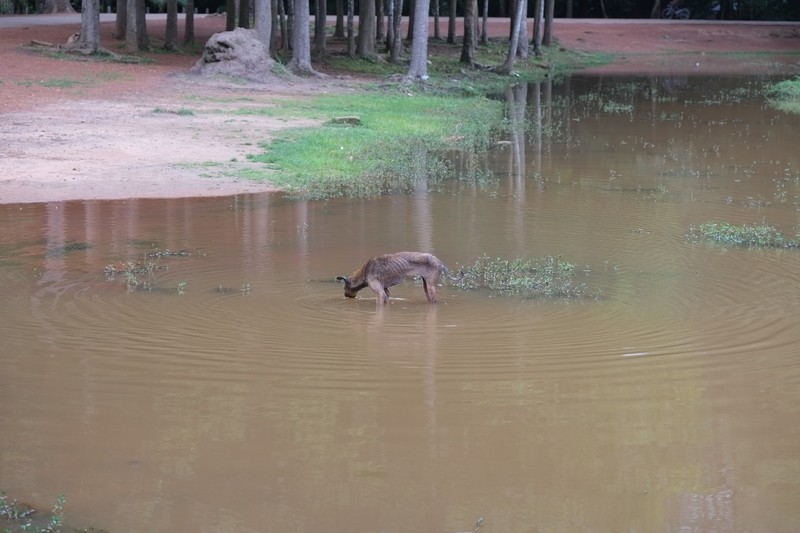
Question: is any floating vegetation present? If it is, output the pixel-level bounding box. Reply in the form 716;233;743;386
1;491;66;533
146;249;192;258
104;257;166;291
46;241;93;257
766;76;800;114
450;255;596;299
687;222;799;248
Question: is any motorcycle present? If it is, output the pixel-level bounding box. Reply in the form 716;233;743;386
663;0;691;19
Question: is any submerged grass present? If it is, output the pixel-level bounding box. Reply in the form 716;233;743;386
451;255;596;299
244;93;505;199
1;491;67;533
766;76;800;114
687;222;799;248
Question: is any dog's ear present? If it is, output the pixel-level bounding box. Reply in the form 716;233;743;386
336;276;348;283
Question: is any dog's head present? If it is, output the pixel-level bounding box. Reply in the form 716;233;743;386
336;276;358;298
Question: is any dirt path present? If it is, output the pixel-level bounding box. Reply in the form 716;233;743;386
1;15;798;204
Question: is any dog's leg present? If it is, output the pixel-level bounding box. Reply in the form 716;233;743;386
422;278;438;303
369;279;389;305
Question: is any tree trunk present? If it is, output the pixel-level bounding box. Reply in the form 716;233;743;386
42;0;75;14
388;0;404;61
239;0;251;28
404;0;430;81
407;0;415;41
226;0;236;30
649;0;661;18
136;0;150;49
346;0;355;57
376;0;385;42
165;0;178;50
532;0;543;57
278;0;289;51
494;0;525;74
543;0;554;46
334;0;345;38
184;0;195;45
254;0;271;50
459;0;476;66
432;0;440;40
116;0;127;40
357;0;376;57
480;0;488;45
125;0;138;52
65;0;100;53
314;0;326;57
288;0;320;75
516;0;529;58
446;0;455;44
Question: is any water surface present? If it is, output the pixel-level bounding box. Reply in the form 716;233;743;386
1;75;799;532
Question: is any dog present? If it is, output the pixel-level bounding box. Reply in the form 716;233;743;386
337;252;451;305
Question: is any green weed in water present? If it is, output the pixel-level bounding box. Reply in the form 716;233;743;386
1;491;67;533
687;222;799;248
451;255;594;299
766;76;800;114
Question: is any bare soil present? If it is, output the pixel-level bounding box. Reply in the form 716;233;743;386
1;15;798;204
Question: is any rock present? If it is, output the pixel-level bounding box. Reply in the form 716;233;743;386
190;28;276;83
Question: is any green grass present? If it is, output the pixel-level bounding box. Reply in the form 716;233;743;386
687;222;799;248
244;92;505;198
767;76;800;114
450;255;595;299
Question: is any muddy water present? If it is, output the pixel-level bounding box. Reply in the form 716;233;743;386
1;75;799;532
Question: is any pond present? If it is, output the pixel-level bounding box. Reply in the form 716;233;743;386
1;74;798;532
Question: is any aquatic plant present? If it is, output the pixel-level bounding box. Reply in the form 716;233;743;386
1;491;66;532
687;222;799;248
451;255;593;299
766;76;800;114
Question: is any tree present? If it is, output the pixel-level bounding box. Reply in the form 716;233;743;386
532;0;543;57
240;0;252;28
446;0;456;44
125;0;139;52
480;0;488;45
314;0;327;57
254;0;272;50
494;0;525;74
115;0;127;40
357;0;376;58
184;0;195;45
287;0;321;75
460;0;477;67
63;0;100;54
543;0;555;47
405;0;430;81
347;0;355;57
42;0;75;14
165;0;178;51
387;0;404;63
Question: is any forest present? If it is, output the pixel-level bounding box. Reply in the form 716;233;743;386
5;0;799;20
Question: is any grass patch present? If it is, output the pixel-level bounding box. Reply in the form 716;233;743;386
153;107;196;116
244;92;505;199
317;37;612;96
766;76;800;114
687;222;799;248
451;255;596;299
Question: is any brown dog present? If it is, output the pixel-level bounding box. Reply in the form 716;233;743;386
337;252;448;305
